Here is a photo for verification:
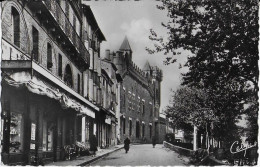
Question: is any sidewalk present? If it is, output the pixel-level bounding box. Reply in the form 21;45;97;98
45;144;124;166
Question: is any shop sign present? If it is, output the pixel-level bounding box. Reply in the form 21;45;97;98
30;143;35;149
31;123;36;140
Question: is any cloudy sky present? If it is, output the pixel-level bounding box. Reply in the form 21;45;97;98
84;1;189;113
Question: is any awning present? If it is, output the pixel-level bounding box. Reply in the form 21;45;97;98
3;72;95;118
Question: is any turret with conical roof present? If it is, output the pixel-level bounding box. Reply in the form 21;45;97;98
119;36;132;52
119;36;132;63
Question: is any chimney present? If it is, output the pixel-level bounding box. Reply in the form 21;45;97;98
110;52;114;62
105;49;110;60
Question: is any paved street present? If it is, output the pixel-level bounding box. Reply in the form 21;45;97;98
90;144;189;166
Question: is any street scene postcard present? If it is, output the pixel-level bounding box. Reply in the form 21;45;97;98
0;0;258;166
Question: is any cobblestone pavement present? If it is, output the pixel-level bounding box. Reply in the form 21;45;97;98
90;144;190;166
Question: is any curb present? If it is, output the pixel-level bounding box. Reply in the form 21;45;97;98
77;146;124;166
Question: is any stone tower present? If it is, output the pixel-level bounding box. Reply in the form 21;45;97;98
143;61;163;107
113;36;132;75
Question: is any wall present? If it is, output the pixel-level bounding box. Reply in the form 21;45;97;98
158;122;166;144
1;1;83;94
163;141;195;157
120;74;154;143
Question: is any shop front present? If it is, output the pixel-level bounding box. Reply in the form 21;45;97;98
1;72;96;165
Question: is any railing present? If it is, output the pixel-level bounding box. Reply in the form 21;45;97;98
1;39;30;61
43;0;90;65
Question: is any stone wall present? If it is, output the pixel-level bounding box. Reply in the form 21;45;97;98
163;141;195;157
2;0;83;94
120;74;154;143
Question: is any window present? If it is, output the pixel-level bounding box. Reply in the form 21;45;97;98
1;99;24;153
129;120;132;136
73;15;76;42
77;74;81;94
43;120;54;151
12;7;20;47
76;116;82;141
10;112;23;153
123;118;126;134
32;26;39;62
128;93;131;110
139;100;142;113
136;121;140;138
64;64;73;88
142;102;145;115
58;54;62;77
150;104;153;116
149;125;152;138
142;124;145;138
47;43;52;70
122;89;126;108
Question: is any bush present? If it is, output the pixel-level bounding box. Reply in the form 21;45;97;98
190;149;209;164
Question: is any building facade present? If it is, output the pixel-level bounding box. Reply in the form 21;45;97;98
0;0;118;165
111;37;163;143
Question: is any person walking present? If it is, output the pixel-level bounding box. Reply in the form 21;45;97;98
152;136;156;148
90;135;98;157
124;137;130;153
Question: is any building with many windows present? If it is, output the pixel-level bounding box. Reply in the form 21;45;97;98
0;0;119;165
110;37;163;143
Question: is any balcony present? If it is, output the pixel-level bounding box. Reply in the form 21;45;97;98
1;39;99;112
25;0;90;69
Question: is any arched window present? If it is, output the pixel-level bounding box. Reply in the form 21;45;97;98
136;121;140;138
11;7;20;47
77;74;80;94
123;118;126;135
32;26;39;62
129;120;132;136
47;43;52;70
58;54;62;77
64;64;73;88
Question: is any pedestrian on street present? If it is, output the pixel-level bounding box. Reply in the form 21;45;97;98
90;134;98;157
124;137;130;153
152;136;156;148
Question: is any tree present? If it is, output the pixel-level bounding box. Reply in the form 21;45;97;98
166;86;215;148
148;0;258;141
147;0;258;88
166;86;241;149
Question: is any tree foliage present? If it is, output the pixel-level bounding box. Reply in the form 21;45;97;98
166;86;216;128
166;86;243;143
149;0;259;140
148;0;258;90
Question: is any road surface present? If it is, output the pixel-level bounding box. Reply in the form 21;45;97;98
90;144;189;166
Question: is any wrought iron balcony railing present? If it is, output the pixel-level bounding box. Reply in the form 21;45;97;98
43;0;90;65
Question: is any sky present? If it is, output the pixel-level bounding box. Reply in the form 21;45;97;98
83;1;189;113
82;0;249;128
